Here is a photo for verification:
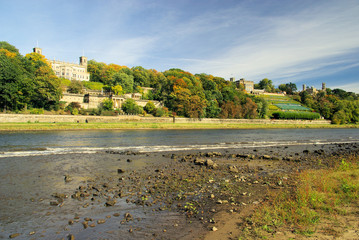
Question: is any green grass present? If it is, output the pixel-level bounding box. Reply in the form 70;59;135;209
0;121;355;131
244;155;359;238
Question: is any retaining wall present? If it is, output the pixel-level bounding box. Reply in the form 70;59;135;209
0;114;332;125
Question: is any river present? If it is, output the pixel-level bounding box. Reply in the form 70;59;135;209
1;128;359;158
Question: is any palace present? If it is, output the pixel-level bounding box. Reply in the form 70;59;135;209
33;47;90;81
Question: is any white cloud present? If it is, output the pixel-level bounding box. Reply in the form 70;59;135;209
332;82;359;93
180;1;359;83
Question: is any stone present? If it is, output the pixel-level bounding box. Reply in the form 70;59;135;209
68;234;75;240
194;158;206;165
229;165;239;173
124;213;133;221
97;219;106;224
9;233;21;238
50;201;59;206
105;199;116;206
117;169;125;174
64;175;72;182
211;227;218;231
82;221;88;229
205;159;214;167
262;155;271;159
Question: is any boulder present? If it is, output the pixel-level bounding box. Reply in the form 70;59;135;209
194;158;206;166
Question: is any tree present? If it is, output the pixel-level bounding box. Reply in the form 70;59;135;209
112;85;123;95
102;98;114;111
112;72;134;93
144;101;156;114
278;82;297;94
122;99;143;115
68;80;83;94
257;78;275;92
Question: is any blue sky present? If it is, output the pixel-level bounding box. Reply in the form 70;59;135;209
1;0;359;92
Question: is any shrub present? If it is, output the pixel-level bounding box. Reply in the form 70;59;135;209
144;101;156;114
122;99;144;115
272;111;320;120
154;107;169;117
29;108;44;114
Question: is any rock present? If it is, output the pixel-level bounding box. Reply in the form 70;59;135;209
64;175;72;182
228;165;239;173
272;156;281;160
29;231;35;235
127;159;132;162
216;200;223;204
9;233;21;238
194;158;206;166
117;169;125;174
303;149;310;154
68;234;75;240
50;201;59;206
205;159;214;167
68;220;74;225
97;219;106;224
113;213;121;217
124;213;133;221
105;199;116;206
84;217;93;221
211;227;218;231
262;155;271;159
82;221;88;229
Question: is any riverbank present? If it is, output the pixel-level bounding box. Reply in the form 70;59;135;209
1;121;357;131
1;113;350;131
1;142;358;239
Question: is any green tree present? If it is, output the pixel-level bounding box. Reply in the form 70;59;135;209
112;72;134;93
122;99;143;115
102;98;114;111
257;78;275;92
144;101;156;114
68;80;83;94
112;85;123;95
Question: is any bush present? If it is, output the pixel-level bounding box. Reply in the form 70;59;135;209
29;108;44;114
272;111;320;120
144;101;156;114
154;107;169;117
122;99;144;115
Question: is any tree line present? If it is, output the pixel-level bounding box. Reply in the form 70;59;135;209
1;42;358;123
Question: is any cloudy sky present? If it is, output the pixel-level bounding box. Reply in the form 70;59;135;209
1;0;359;92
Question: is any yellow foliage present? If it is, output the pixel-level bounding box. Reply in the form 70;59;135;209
0;49;16;58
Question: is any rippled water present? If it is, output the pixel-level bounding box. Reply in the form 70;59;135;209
1;128;359;158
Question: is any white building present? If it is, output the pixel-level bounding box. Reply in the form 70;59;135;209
33;47;90;81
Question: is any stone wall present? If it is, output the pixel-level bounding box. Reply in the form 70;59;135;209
0;114;332;125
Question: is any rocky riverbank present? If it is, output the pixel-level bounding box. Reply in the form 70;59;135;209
1;142;358;239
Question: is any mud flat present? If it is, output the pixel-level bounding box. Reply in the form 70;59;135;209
0;142;358;239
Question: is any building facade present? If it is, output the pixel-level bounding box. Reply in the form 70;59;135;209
33;47;90;81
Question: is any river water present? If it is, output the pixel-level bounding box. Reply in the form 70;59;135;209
1;128;359;158
0;128;359;239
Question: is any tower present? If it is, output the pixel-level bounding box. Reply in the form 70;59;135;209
302;84;306;91
322;82;326;91
79;56;87;66
33;47;42;55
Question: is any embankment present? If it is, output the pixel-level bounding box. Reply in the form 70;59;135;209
0;113;331;125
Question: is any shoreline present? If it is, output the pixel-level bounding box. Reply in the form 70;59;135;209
0;121;357;131
1;142;358;239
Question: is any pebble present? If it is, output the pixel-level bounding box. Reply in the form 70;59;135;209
211;227;218;231
9;233;21;238
97;219;106;224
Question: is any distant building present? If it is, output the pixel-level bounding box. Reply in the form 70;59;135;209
302;82;326;95
33;47;90;81
234;78;254;93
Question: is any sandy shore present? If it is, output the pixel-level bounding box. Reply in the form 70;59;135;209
0;142;358;239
